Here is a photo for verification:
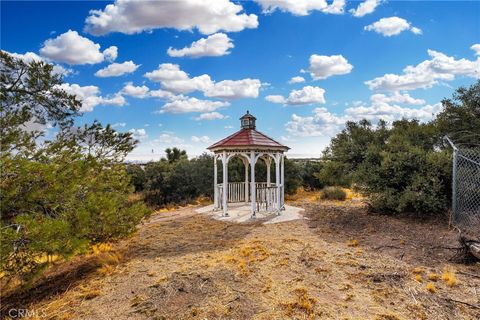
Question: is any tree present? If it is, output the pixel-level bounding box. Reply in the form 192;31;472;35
0;52;149;281
436;80;480;147
165;147;188;163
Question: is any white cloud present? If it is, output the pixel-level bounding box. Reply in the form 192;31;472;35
95;61;139;77
4;50;73;76
121;82;150;98
289;76;305;84
155;132;184;145
144;63;261;99
306;54;353;80
471;44;480;56
370;92;425;105
204;79;262;99
129;128;148;140
103;46;118;62
56;83;126;112
255;0;345;16
265;95;287;104
84;0;258;35
266;86;326;105
159;97;229;114
364;17;422;37
194;112;228;121
286;97;442;137
365;48;480;91
349;0;382;17
40;30;115;65
167;33;234;58
191;135;211;143
111;122;126;128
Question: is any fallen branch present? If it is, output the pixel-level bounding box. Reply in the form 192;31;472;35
442;297;480;310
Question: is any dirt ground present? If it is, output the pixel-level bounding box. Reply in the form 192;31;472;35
2;195;479;320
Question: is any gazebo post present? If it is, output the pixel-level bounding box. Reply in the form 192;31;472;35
275;154;281;213
213;155;218;210
243;157;249;203
250;151;256;217
266;157;271;187
222;151;228;216
281;154;285;209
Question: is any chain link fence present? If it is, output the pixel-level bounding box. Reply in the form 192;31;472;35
450;141;480;233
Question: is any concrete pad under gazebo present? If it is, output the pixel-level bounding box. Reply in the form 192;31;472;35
204;111;300;219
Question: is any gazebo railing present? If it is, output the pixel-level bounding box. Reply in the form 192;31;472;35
217;182;279;211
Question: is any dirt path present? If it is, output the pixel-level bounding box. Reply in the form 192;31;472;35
7;202;480;319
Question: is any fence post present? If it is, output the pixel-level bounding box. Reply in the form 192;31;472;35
452;148;458;222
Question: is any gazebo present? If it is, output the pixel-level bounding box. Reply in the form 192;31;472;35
207;111;290;218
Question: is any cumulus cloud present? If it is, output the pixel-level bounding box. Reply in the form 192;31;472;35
84;0;258;35
156;132;184;145
111;122;126;128
56;83;126;112
204;79;262;99
286;99;442;137
194;112;228;121
349;0;382;17
129;128;148;140
471;44;480;56
95;61;140;77
365;47;480;91
255;0;345;16
121;82;150;98
144;63;261;99
191;135;211;143
103;46;118;62
167;33;234;58
364;17;422;37
3;50;73;76
267;86;326;106
40;30;116;65
305;54;353;80
289;76;305;84
370;92;425;105
159;97;229;114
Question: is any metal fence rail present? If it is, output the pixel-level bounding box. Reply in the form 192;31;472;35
449;139;480;232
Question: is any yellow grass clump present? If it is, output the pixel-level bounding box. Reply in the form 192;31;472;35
414;274;423;282
347;239;359;247
426;282;436;293
282;288;317;318
427;272;440;281
441;268;458;287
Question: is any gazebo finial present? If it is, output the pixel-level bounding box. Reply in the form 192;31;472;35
240;110;256;129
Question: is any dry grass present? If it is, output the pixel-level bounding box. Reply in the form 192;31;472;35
7;203;480;320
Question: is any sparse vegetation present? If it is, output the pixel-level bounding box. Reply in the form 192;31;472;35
320;186;347;200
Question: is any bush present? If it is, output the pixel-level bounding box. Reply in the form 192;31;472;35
320;187;346;201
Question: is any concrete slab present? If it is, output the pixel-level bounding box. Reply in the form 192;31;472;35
195;203;304;224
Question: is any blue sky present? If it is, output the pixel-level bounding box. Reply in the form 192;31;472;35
2;0;479;160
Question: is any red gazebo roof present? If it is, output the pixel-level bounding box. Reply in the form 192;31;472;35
208;111;289;151
208;128;289;150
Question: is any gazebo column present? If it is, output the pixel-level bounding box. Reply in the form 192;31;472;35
242;157;249;203
275;154;281;213
250;151;256;217
213;155;218;210
222;151;228;216
265;157;271;186
281;154;285;209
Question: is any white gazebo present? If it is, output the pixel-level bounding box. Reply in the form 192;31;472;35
207;111;290;218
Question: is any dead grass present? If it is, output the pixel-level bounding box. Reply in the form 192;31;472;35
4;202;479;320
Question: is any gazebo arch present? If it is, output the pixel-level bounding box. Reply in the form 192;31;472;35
208;111;290;218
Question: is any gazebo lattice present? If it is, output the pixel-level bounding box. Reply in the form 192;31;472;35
208;111;289;217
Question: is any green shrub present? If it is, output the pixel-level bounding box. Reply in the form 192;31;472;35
320;187;346;201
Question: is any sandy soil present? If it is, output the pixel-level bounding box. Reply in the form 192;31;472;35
2;198;479;320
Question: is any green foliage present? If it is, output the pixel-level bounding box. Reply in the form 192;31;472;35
435;80;480;147
317;81;480;216
0;52;149;281
319;186;346;201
